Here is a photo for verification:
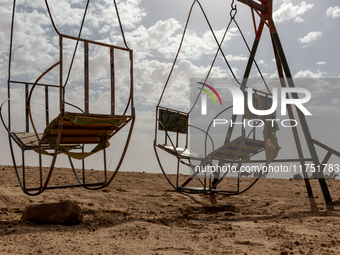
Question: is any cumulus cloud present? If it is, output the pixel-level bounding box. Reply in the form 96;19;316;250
294;69;325;78
298;31;322;44
273;2;313;23
117;0;146;29
316;61;326;65
326;6;340;18
124;18;183;59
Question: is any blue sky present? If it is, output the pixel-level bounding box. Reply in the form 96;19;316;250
0;0;339;178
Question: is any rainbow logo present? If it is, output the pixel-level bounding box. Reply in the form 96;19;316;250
197;82;222;106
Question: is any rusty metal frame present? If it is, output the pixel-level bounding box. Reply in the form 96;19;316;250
1;0;135;195
153;0;264;195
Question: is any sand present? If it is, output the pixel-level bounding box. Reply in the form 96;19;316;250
1;165;340;254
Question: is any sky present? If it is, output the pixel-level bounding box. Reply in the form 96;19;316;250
0;0;340;179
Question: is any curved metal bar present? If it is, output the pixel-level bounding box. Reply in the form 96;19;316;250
68;156;83;184
0;99;11;135
215;172;262;195
153;145;179;191
156;0;198;106
1;100;25;192
1;99;29;150
123;50;134;115
188;124;215;152
112;0;130;50
153;120;188;190
27;61;60;142
204;105;233;158
64;101;85;113
45;0;61;35
35;114;65;194
63;0;90;88
8;136;30;195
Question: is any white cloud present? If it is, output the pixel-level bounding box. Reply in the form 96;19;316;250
326;6;340;18
293;17;304;23
84;0;146;31
269;70;278;78
42;0;87;29
273;2;313;23
331;98;340;105
225;54;247;62
316;61;326;65
294;69;325;78
124;19;182;59
298;31;322;44
258;59;271;68
117;0;146;29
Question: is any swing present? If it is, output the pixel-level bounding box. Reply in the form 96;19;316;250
154;0;279;195
0;0;135;195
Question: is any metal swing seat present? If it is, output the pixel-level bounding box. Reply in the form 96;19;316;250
157;0;339;205
154;0;277;195
0;0;135;196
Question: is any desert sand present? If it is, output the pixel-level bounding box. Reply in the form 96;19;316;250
1;165;340;254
